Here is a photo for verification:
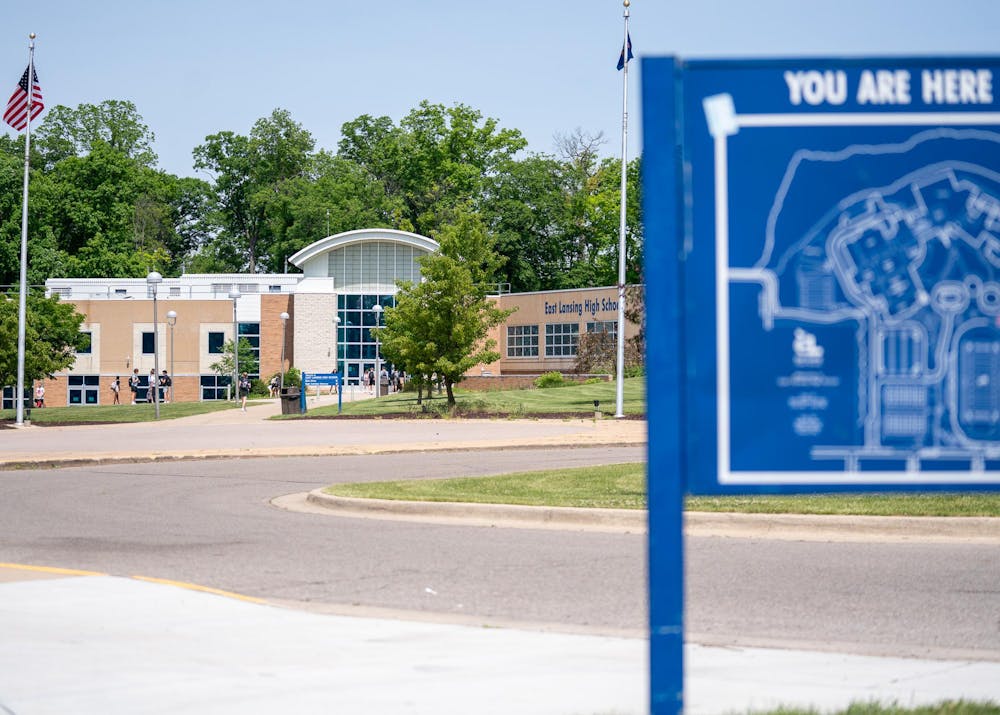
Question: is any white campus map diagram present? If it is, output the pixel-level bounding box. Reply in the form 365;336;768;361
704;97;1000;478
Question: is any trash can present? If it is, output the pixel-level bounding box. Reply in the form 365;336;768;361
280;388;302;415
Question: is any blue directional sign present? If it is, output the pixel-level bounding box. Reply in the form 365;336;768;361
643;55;1000;713
646;56;1000;495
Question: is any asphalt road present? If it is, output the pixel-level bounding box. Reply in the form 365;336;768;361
1;447;998;660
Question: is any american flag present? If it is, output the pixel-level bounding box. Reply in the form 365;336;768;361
4;65;44;131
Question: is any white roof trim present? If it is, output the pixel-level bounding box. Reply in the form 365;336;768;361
288;228;439;268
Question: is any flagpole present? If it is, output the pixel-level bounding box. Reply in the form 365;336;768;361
614;1;630;419
14;33;36;427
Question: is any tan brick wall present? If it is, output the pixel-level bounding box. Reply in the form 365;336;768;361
260;294;294;380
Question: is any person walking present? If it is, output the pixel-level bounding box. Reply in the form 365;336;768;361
110;376;121;405
238;372;251;412
33;382;45;408
129;369;140;404
159;370;172;404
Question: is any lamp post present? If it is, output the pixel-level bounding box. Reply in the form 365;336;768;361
332;315;341;395
279;311;289;392
166;310;177;403
228;288;241;403
372;304;383;398
146;271;162;419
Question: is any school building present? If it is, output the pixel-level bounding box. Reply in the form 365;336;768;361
5;228;640;407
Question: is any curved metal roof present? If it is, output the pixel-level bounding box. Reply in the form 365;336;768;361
287;228;439;269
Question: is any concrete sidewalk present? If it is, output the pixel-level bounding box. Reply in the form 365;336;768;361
0;572;997;715
0;395;647;469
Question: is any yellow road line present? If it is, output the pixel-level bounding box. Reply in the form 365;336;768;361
0;562;107;577
131;575;267;604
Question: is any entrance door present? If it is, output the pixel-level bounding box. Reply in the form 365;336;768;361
343;361;376;387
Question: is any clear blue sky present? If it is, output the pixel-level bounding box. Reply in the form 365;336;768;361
4;0;1000;178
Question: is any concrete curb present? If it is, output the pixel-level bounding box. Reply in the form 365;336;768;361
305;490;647;532
304;489;1000;541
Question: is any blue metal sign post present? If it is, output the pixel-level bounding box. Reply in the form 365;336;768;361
642;55;1000;713
302;372;343;414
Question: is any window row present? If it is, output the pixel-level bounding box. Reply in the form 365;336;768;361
506;321;618;358
2;375;239;408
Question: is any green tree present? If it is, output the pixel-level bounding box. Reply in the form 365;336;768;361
484;153;571;292
33;100;158;170
338;101;526;237
0;293;87;386
378;210;514;406
209;338;259;387
263;151;406;271
193;108;315;272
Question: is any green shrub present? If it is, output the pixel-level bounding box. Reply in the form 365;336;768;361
250;378;269;397
282;367;301;388
534;371;566;389
623;365;645;378
583;377;605;385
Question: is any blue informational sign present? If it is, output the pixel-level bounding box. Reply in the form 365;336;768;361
642;56;1000;714
303;373;342;387
301;372;343;414
648;56;1000;494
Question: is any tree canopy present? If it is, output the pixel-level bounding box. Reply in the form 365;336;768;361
0;293;87;386
378;209;514;405
0;98;642;291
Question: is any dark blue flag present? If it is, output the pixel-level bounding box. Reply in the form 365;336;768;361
617;32;633;71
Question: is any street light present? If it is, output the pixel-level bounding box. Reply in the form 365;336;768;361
146;271;162;419
331;315;341;359
279;311;289;392
166;310;177;403
228;288;241;403
332;315;342;395
372;304;383;398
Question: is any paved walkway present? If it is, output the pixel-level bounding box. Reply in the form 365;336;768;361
0;568;997;715
2;400;998;712
0;394;647;468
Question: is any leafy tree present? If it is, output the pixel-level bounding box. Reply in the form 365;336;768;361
33;100;158;169
484;153;571;292
209;338;259;387
378;209;514;406
339;101;527;237
263;151;406;271
0;293;87;386
193;108;315;272
26;142;181;280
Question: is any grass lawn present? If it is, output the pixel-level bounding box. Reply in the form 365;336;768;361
325;462;1000;516
0;400;249;425
300;376;646;418
327;463;646;509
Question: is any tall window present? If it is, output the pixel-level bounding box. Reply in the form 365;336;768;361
336;294;396;367
141;332;155;354
545;323;579;357
238;322;261;378
507;325;539;357
208;332;225;354
77;331;92;354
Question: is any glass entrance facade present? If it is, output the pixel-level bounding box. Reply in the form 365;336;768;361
337;293;396;385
